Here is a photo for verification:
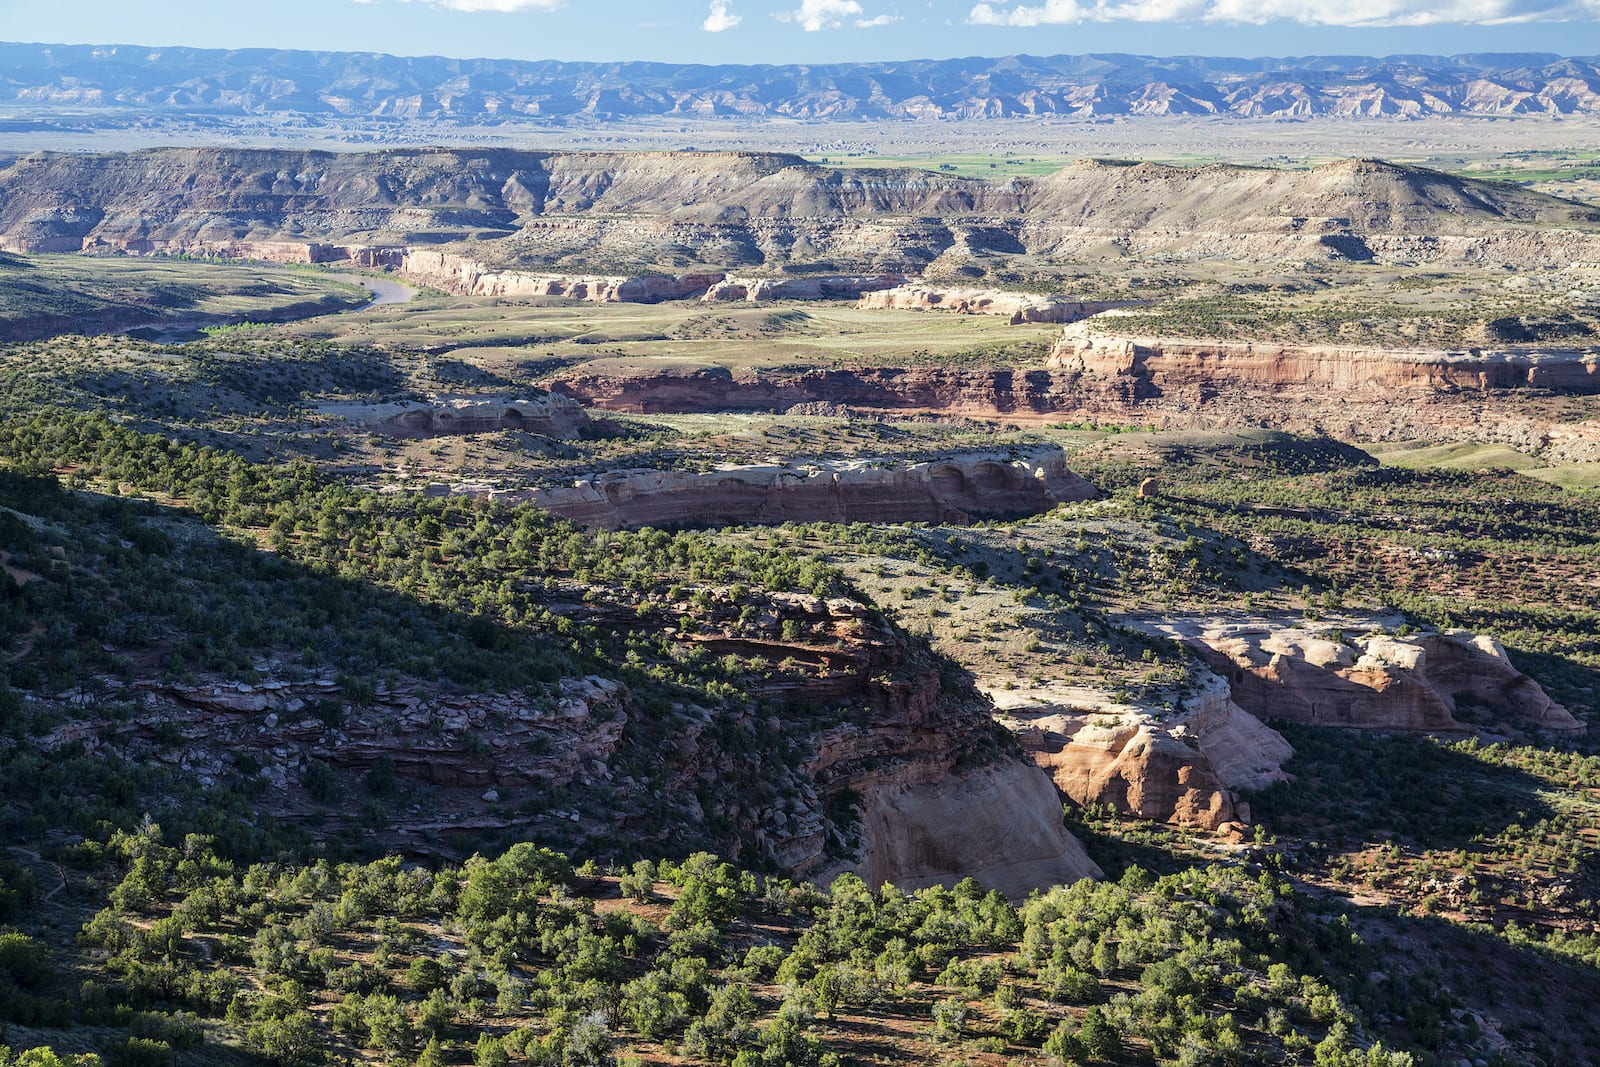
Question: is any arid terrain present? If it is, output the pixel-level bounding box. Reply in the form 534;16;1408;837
1;52;1600;1067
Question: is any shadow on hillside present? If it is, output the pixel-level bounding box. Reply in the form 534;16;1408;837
1246;724;1554;851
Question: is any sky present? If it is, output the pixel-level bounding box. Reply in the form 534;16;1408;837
5;0;1600;65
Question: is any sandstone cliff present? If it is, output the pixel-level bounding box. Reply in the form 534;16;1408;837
1048;323;1600;395
1148;617;1584;735
858;284;1129;324
705;273;905;302
320;393;589;438
995;671;1294;831
491;449;1096;529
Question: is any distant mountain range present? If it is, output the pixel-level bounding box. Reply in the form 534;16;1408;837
7;44;1600;122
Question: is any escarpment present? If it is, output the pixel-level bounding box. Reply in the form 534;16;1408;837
497;449;1096;529
1049;324;1600;395
5;150;1600;275
1150;617;1584;735
857;284;1131;324
321;393;590;438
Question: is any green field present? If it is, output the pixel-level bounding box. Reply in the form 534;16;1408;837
1365;439;1600;490
0;253;370;340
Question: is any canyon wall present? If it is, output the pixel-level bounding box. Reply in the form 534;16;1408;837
322;393;590;438
30;586;1102;895
858;284;1130;324
1049;324;1600;394
498;449;1096;529
1150;618;1584;735
999;672;1294;832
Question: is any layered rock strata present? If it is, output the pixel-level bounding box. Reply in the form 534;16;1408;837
30;590;1101;895
1049;324;1600;394
704;273;906;302
497;449;1096;529
1145;617;1584;734
320;393;589;438
995;672;1294;831
858;284;1128;324
4;150;1599;274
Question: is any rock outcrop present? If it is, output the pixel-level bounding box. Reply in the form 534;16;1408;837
704;273;906;302
549;364;1137;421
845;760;1102;897
497;449;1096;529
399;250;724;302
1147;617;1584;735
38;671;630;800
1049;323;1600;395
319;393;589;439
996;671;1294;831
858;285;1129;324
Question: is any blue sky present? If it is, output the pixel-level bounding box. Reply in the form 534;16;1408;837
4;0;1600;64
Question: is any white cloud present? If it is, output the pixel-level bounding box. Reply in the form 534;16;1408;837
395;0;564;11
780;0;899;29
968;0;1600;26
704;0;742;30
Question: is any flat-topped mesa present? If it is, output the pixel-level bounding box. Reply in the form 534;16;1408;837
996;670;1294;833
1049;323;1600;394
505;448;1095;530
1149;617;1584;735
320;394;589;439
859;284;1130;324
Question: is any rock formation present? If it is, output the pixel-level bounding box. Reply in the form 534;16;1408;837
400;250;726;303
995;671;1294;831
857;284;1129;324
28;586;1102;895
704;273;906;302
319;393;589;439
495;449;1096;529
1049;323;1600;395
1147;617;1584;735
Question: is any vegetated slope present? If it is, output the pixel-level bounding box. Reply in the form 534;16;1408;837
9;43;1600;120
1;149;1595;273
0;410;1095;897
0;252;369;341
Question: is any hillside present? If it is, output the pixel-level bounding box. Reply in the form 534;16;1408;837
1;149;1595;275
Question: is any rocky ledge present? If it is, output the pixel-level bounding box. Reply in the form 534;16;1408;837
502;448;1096;529
319;393;590;439
858;285;1130;324
1049;324;1600;394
